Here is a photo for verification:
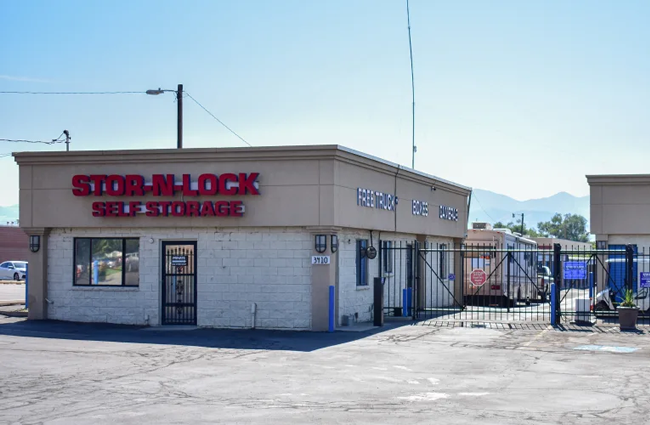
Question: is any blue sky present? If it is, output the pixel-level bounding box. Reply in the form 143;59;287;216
1;0;649;206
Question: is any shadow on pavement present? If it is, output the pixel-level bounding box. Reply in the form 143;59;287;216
0;319;413;352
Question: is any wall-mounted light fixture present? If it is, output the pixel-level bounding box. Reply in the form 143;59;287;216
315;235;327;253
366;245;378;259
29;235;41;253
331;235;339;253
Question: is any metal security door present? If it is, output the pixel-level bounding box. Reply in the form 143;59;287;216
162;241;197;325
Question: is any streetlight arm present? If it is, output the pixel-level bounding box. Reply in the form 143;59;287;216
145;84;183;149
146;88;177;95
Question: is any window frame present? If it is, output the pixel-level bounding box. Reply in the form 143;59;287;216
73;237;140;287
382;241;394;274
356;239;369;287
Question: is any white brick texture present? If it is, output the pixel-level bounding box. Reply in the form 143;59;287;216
47;227;312;330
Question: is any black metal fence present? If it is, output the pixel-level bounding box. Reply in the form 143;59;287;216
379;240;650;326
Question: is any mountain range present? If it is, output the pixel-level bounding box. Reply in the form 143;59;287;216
0;205;19;225
469;189;590;230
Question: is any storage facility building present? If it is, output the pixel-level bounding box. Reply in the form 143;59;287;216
14;145;471;330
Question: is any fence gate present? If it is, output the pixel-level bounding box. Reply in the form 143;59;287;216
377;241;650;325
413;243;552;324
161;241;197;325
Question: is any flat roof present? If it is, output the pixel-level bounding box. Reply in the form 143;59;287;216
13;144;472;194
587;174;650;185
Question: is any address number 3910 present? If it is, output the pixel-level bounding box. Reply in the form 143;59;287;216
312;256;331;265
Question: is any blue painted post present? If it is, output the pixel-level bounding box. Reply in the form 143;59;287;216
402;288;408;317
589;272;594;299
406;288;413;316
25;264;28;309
328;285;335;332
93;260;98;285
550;282;557;326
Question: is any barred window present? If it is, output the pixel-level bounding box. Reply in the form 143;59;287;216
356;239;368;286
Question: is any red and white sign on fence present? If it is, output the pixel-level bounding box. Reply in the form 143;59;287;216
470;269;487;287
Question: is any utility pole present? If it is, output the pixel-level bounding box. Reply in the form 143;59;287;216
177;84;183;149
513;213;525;234
146;84;184;149
62;130;70;151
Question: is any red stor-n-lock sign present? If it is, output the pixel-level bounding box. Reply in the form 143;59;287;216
71;173;260;218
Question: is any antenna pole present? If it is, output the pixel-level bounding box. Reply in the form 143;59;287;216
406;0;416;169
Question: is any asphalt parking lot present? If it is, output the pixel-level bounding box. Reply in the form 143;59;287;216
0;283;25;303
0;317;649;424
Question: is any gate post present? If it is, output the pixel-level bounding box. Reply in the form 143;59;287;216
553;243;562;324
550;282;557;326
506;252;511;312
625;244;635;293
411;242;418;320
373;277;384;326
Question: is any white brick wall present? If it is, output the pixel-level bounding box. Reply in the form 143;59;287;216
47;227;312;330
336;231;435;324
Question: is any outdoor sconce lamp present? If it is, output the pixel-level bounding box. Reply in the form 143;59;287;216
331;235;339;253
315;235;327;253
29;235;41;253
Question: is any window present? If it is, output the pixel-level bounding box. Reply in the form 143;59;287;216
439;244;448;278
74;238;140;286
356;239;368;286
382;241;393;274
0;262;9;269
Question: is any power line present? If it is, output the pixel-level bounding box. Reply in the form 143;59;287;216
0;138;65;145
1;138;65;145
185;92;252;147
0;91;144;95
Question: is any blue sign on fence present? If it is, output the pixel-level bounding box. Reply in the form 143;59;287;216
564;261;587;280
641;272;650;289
448;274;456;281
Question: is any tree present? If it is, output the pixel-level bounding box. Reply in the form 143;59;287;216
537;213;589;242
493;220;540;238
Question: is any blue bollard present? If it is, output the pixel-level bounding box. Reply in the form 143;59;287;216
589;272;594;299
25;264;28;309
402;288;408;317
328;285;335;332
406;288;413;316
93;260;98;285
550;282;557;326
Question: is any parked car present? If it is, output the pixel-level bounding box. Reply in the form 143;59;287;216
0;261;28;281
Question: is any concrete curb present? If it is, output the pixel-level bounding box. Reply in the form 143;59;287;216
0;301;24;307
0;310;28;318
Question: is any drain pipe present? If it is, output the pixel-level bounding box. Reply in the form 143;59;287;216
251;303;257;329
